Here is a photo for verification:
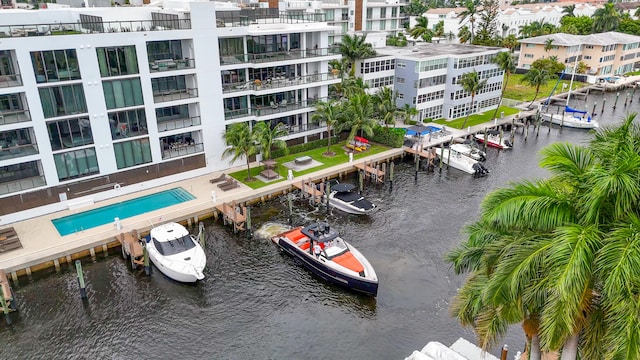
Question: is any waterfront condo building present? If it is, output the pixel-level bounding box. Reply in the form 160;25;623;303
356;43;505;121
0;1;338;223
518;32;640;76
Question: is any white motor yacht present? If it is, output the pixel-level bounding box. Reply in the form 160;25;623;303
145;222;206;283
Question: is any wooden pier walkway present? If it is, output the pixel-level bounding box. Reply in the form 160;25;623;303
354;160;385;184
0;270;16;316
215;201;247;233
292;179;325;203
116;230;145;269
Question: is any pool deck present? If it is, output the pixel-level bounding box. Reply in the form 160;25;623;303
0;117;526;275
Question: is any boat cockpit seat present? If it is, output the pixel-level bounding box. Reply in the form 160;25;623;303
300;241;311;251
288;229;307;243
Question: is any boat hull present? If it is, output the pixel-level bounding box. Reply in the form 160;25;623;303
328;197;375;215
273;237;378;296
437;148;488;175
149;251;205;283
474;134;511;149
541;113;598;129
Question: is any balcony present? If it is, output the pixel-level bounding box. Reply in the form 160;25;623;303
157;115;201;132
216;10;325;28
0;19;191;38
0;142;39;161
223;72;340;94
162;142;204;160
0;74;22;88
0;109;30;125
0;175;46;196
153;88;198;103
149;58;195;73
220;47;341;66
224;97;324;120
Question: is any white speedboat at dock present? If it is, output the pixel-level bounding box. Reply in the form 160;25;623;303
437;147;489;176
327;183;376;215
449;143;486;161
145;222;206;283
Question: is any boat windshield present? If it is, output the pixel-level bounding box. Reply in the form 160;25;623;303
153;235;196;256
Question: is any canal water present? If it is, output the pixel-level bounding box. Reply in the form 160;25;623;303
1;90;637;359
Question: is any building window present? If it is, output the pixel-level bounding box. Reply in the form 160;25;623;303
586;45;594;49
108;108;147;140
524;54;534;58
396;77;405;84
102;78;144;110
113;138;152;169
584;55;591;60
38;84;87;118
47;117;93;151
525;44;536;48
218;38;243;57
96;46;139;77
397;61;406;68
367;8;373;19
31;49;80;83
53;148;99;181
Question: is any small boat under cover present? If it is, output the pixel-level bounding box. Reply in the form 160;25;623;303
327;183;376;215
271;222;378;296
145;222;206;283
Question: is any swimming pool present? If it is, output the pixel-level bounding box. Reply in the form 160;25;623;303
52;187;195;236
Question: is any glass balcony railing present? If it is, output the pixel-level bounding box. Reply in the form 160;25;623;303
157;115;201;132
284;122;324;135
223;72;340;94
224;97;326;120
0;175;46;196
220;47;341;65
216;10;325;28
161;142;204;160
153;88;198;103
0;143;39;161
0;109;31;125
0;20;191;38
0;74;22;88
149;58;195;73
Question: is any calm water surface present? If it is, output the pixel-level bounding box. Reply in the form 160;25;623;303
1;92;637;359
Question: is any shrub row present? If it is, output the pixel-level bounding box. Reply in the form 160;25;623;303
272;136;341;158
371;126;405;148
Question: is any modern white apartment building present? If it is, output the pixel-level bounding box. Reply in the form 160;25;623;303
279;0;406;45
356;43;505;121
0;1;338;222
424;2;598;41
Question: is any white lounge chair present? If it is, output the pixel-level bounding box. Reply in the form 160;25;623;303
280;99;287;108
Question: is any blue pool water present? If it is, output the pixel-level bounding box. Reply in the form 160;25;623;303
52;187;195;236
405;125;441;136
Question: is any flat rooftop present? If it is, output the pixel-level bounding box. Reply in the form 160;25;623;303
376;43;502;59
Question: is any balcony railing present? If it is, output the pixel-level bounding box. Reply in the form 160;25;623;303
0;175;46;196
224;97;326;120
216;10;325;28
223;72;340;94
0;74;22;88
162;142;204;160
0;20;191;38
0;109;31;125
220;47;341;65
157;115;201;132
0;144;39;161
149;58;195;73
284;122;323;135
153;88;198;103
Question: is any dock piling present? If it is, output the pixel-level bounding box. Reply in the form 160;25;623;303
198;222;206;248
246;206;252;239
143;244;150;276
601;98;606;114
287;193;294;224
325;181;331;213
358;171;364;192
389;162;394;192
75;260;87;299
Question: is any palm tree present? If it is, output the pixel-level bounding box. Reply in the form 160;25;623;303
373;87;399;128
311;100;342;156
336;34;376;76
409;16;433;42
490;51;516;120
340;92;376;144
592;2;621;33
544;38;555;53
458;0;479;43
253;121;288;161
342;76;369;98
400;103;419;124
459;70;487;129
635;6;640;19
222;122;259;181
458;25;472;44
522;68;554;107
448;114;640;359
434;20;445;38
502;34;519;53
329;58;349;81
562;4;575;18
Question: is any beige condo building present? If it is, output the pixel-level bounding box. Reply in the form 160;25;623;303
518;32;640;76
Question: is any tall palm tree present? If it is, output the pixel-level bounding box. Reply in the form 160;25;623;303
222;122;259;181
373;87;399;128
458;0;479;43
433;20;445;38
459;70;487;129
253;121;288;161
311;100;342;156
340;92;376;144
522;68;554;107
448;113;640;359
544;38;555;53
342;76;369;98
336;34;376;76
400;103;419;124
490;51;516;120
458;25;472;44
592;2;621;33
562;4;575;18
409;16;434;42
502;34;519;53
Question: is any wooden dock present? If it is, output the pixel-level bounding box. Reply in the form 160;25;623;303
354;160;385;184
292;179;325;203
116;230;145;270
215;201;247;233
0;270;16;316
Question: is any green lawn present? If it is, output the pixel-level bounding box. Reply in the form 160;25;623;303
432;106;520;129
229;141;390;189
503;73;587;102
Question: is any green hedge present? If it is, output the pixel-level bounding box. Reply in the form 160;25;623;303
272;136;341;158
371;126;404;148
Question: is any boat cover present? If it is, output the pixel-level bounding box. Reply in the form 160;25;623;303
332;183;356;192
565;105;587;114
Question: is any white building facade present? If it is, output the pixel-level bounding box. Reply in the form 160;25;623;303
0;2;337;222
